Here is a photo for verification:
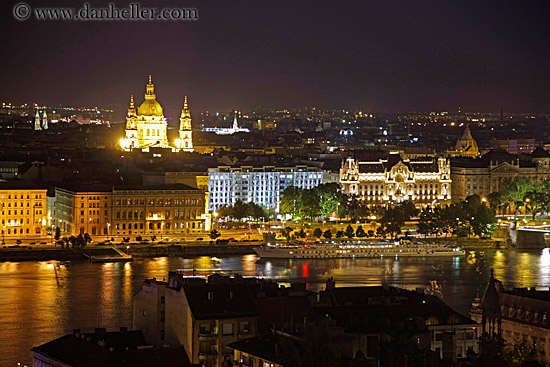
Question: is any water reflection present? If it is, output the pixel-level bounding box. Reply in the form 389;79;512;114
2;249;550;367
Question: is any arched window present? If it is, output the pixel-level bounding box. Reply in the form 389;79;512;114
426;317;439;325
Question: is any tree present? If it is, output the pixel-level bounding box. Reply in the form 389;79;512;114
500;177;534;215
323;229;332;240
75;234;86;248
232;200;249;220
378;201;419;239
503;338;539;367
315;183;346;218
301;188;321;220
344;224;355;239
298;229;306;239
84;233;92;244
399;200;419;220
209;230;221;240
281;227;293;244
463;195;497;238
487;191;503;212
280;186;302;218
344;195;370;222
417;207;434;238
54;227;61;241
355;225;366;238
313;228;323;238
69;235;76;248
335;230;344;238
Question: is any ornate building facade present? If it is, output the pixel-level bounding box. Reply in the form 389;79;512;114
339;151;451;207
121;76;194;152
450;148;550;202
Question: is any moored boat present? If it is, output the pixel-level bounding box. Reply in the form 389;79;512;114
254;240;465;259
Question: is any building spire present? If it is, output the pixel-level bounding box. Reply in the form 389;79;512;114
145;75;155;99
42;111;48;130
34;110;42;131
184;95;188;109
127;95;136;118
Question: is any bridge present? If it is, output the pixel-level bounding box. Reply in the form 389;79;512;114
509;224;550;249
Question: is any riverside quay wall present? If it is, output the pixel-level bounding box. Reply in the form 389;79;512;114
0;244;256;262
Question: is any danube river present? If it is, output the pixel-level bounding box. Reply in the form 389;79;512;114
2;249;550;366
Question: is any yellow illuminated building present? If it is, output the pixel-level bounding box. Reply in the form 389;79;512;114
448;125;479;158
340;151;451;207
0;181;47;240
121;76;194;152
54;184;209;238
121;75;170;151
175;96;194;152
55;186;111;236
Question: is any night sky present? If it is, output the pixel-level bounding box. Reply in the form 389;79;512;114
1;0;550;113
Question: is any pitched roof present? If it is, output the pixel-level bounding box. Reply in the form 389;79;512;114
32;332;194;367
184;283;258;320
227;333;302;365
531;147;550;158
0;180;45;190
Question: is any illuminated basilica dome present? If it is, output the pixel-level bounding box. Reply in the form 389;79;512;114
120;75;194;152
137;75;164;116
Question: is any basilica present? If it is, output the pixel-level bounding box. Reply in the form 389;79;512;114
120;76;194;152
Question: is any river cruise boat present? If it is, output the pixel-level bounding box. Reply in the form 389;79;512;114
254;240;465;259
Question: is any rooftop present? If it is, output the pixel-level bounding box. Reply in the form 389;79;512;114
32;329;194;367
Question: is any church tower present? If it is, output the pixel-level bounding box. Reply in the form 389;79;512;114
454;125;479;157
34;110;42;130
42;111;48;130
121;95;138;150
176;96;194;152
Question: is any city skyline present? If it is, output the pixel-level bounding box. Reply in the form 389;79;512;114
1;0;550;112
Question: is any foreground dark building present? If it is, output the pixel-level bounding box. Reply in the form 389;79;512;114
32;328;197;367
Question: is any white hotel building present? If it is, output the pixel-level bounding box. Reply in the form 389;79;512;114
208;165;324;212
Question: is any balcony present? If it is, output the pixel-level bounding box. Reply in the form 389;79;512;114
198;332;218;341
198;348;218;360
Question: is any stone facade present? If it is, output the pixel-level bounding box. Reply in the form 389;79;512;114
339;151;451;207
451;148;550;202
